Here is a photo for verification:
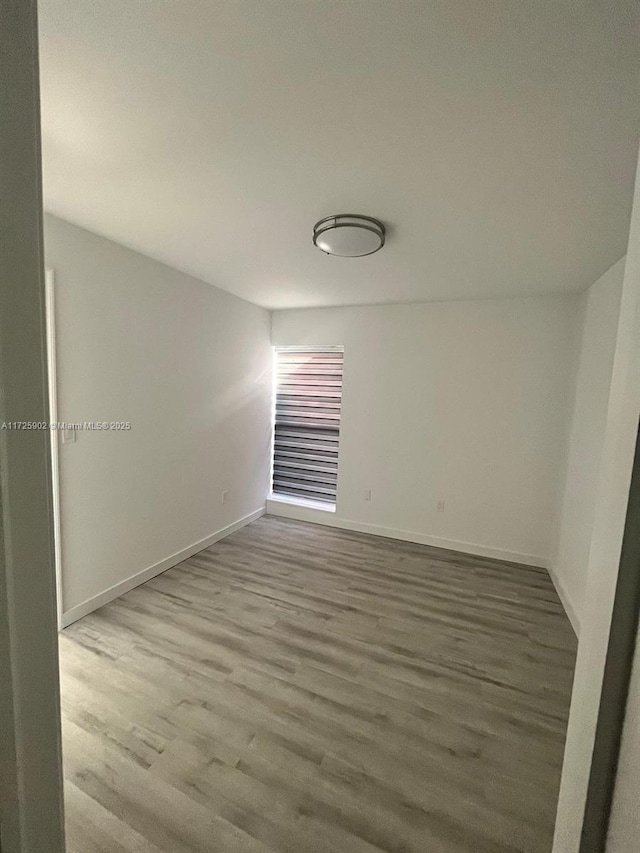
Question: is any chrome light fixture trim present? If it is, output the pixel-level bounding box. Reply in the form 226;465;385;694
312;214;386;257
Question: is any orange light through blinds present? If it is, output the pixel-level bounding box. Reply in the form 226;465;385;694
272;349;343;505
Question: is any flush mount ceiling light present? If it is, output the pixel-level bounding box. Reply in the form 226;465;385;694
313;214;385;257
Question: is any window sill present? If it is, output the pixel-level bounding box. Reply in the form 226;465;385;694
267;493;336;513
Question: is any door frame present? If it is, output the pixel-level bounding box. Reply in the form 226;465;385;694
45;268;64;629
579;423;640;851
0;2;66;850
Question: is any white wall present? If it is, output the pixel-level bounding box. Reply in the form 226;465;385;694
44;215;272;620
271;295;580;566
551;260;625;633
553;145;640;853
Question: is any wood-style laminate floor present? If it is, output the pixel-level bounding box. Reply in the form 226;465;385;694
59;516;577;853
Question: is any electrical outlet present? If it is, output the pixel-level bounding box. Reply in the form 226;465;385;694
221;490;229;505
436;500;445;513
363;489;372;502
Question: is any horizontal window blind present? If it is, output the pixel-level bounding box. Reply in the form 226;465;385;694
272;348;343;505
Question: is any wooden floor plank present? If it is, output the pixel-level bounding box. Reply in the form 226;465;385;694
60;516;576;853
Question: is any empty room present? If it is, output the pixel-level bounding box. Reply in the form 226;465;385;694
3;2;640;853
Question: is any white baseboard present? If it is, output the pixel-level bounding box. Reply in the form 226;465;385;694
61;507;265;628
546;562;581;636
266;499;547;568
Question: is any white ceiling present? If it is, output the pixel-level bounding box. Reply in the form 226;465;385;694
39;0;640;309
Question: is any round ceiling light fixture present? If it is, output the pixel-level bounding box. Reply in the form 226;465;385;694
313;214;385;257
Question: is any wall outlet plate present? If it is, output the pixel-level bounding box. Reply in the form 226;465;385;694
437;500;445;512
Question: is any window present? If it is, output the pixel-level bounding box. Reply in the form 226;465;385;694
272;347;343;507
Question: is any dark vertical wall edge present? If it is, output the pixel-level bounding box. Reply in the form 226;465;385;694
580;422;640;852
0;0;66;850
